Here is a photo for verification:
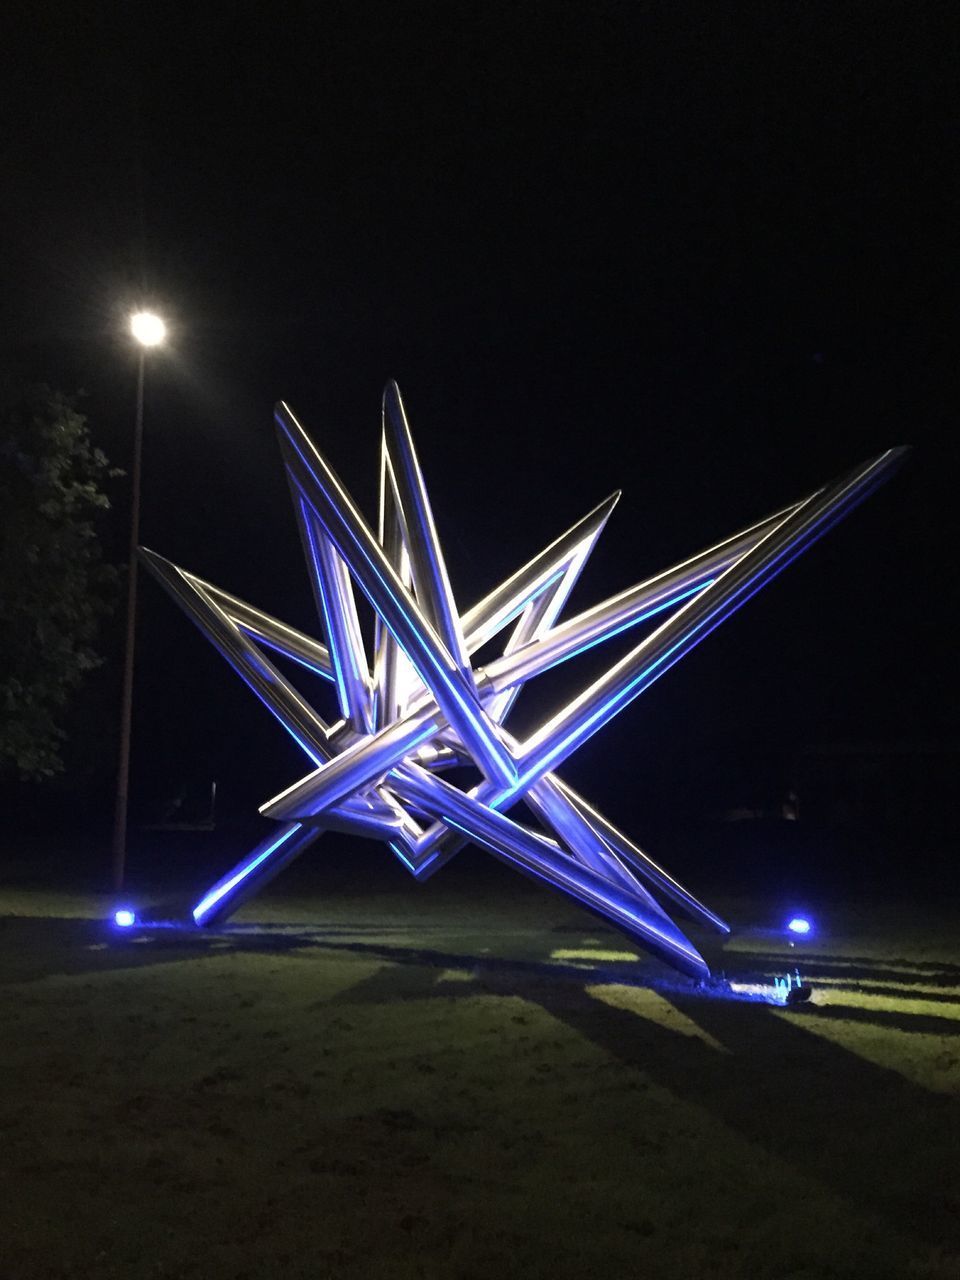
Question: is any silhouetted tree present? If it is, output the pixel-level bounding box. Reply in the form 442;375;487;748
0;387;117;777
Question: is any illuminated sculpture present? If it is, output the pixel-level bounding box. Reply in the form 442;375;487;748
142;384;903;978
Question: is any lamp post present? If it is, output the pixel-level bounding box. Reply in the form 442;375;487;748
112;310;166;891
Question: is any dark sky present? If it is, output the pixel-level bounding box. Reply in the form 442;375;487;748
2;3;957;831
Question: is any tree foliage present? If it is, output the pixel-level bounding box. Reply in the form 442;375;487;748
0;387;117;778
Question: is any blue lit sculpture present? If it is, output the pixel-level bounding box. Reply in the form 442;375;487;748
142;383;903;977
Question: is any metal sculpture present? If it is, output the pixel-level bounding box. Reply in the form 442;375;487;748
142;383;904;978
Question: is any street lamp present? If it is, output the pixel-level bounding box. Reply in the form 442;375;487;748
112;310;166;891
130;311;166;348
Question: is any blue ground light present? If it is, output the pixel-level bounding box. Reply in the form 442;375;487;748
113;909;137;928
787;916;812;936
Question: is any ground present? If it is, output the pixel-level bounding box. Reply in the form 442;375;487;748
0;856;957;1279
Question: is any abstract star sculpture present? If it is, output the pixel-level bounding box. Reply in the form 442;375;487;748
142;384;904;978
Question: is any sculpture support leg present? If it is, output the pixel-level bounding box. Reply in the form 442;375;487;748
391;765;710;979
192;823;322;926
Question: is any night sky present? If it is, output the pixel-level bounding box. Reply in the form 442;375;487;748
3;4;956;847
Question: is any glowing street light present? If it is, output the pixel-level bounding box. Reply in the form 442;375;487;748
130;310;166;347
112;310;167;891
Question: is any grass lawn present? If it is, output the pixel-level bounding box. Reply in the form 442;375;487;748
0;862;958;1279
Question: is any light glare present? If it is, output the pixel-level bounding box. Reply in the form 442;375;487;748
787;916;812;935
130;311;166;347
114;908;136;928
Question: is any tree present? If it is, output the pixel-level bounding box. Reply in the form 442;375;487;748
0;386;117;778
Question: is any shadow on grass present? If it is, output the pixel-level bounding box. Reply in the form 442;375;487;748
744;950;960;986
2;914;958;1255
787;1001;960;1036
0;915;701;989
0;916;531;984
0;916;341;984
527;973;960;1256
3;917;960;1028
319;938;960;1257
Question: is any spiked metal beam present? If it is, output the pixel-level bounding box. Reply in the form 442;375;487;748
143;383;904;974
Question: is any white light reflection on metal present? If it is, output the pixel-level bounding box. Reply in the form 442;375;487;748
142;382;904;977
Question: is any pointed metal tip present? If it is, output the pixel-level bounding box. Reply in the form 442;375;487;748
840;444;910;493
274;401;292;434
137;545;169;569
274;403;309;466
137;545;187;589
866;444;911;470
382;379;407;425
382;381;414;449
383;381;406;421
686;952;712;982
647;919;711;980
585;490;621;529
